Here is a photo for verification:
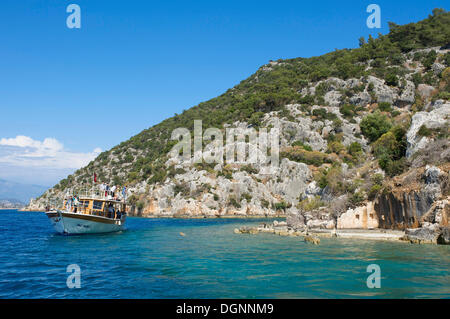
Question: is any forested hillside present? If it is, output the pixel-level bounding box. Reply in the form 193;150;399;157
30;9;449;240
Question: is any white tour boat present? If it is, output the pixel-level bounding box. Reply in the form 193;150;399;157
45;188;127;235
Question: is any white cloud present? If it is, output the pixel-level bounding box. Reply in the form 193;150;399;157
0;135;101;170
0;136;63;151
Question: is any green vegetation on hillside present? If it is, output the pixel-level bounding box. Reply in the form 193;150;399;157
53;9;450;192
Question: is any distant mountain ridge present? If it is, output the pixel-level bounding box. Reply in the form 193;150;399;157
0;179;48;203
0;199;25;209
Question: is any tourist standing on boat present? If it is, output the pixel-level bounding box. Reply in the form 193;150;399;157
108;203;114;219
66;196;72;211
99;182;105;197
73;196;79;213
122;186;127;201
111;185;117;198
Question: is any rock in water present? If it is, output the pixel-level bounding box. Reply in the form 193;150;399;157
236;227;259;234
437;227;450;245
404;224;440;244
304;235;320;245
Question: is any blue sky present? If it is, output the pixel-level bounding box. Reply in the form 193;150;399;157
0;0;447;186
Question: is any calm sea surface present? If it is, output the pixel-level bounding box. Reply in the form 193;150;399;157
0;210;449;299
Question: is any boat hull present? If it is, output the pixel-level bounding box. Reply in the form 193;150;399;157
46;211;126;235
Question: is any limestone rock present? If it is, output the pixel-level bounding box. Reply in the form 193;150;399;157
286;208;305;230
404;224;441;244
237;227;259;235
396;80;415;107
349;91;371;107
429;99;445;110
421;199;449;226
304;235;320;245
345;78;363;89
318;77;347;91
406;102;450;158
324;91;342;107
417;84;435;100
267;116;327;152
272;159;312;205
431;62;445;75
367;75;397;104
437;227;450;245
425;165;443;184
304;181;322;199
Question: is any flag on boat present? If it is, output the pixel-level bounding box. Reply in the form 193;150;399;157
93;172;97;183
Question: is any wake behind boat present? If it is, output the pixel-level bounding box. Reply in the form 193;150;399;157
45;186;127;235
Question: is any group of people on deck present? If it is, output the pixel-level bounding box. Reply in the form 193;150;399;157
65;195;80;212
64;198;124;219
61;182;128;218
99;183;127;201
107;203;123;219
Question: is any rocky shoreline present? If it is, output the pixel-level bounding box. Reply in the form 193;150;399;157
234;220;449;245
135;214;286;219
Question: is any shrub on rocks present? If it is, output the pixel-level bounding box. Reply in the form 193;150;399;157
273;201;290;211
348;142;363;158
360;112;392;142
340;104;357;119
297;196;325;212
327;141;346;154
368;184;383;200
350;191;366;205
312;108;338;121
378;102;393;112
417;124;432;137
422;50;437;69
291;140;313;151
385;72;399;86
281;146;331;166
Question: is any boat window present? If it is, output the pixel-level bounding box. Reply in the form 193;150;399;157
93;201;103;210
81;200;90;208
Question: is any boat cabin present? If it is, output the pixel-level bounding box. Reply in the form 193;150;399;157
64;198;127;220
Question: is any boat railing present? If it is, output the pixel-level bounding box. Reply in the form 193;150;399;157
62;202;126;220
67;186;127;203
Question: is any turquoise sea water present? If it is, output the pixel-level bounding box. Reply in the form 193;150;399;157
0;210;449;299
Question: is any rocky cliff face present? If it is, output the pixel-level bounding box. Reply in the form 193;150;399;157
374;164;449;229
406;101;450;158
